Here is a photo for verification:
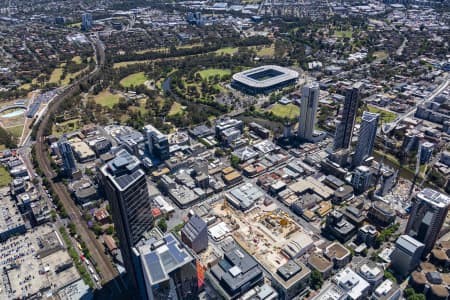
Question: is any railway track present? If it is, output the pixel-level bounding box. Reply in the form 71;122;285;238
33;37;121;285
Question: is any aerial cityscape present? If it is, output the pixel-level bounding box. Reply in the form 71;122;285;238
0;0;449;299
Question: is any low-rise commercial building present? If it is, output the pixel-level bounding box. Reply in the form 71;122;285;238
325;242;351;269
311;283;347;300
307;253;333;279
325;210;356;243
367;201;396;228
211;245;264;299
372;279;401;300
272;260;311;300
225;183;264;211
333;267;370;300
71;141;96;162
358;261;384;292
357;224;378;247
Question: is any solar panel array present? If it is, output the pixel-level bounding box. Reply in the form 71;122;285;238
141;234;192;285
145;252;166;283
115;170;143;189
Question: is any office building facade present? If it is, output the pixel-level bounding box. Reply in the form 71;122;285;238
352;111;379;167
405;188;450;256
419;141;434;164
351;166;372;195
377;169;397;197
181;215;208;253
81;13;92;31
334;83;361;150
143;125;170;161
99;149;154;289
390;235;424;277
298;82;319;141
57;135;77;176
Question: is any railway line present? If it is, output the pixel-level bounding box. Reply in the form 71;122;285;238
33;36;122;288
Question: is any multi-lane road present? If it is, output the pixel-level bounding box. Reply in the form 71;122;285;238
383;74;449;134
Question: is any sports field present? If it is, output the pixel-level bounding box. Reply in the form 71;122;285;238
269;103;300;118
120;72;148;87
94;91;122;108
197;69;231;80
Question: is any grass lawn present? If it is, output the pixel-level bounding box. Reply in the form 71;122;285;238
49;68;63;84
213;84;226;93
6;125;23;138
72;56;82;64
334;30;353;38
20;77;39;90
168;102;183;116
61;67;89;86
215;47;238;55
178;43;203;49
113;60;154;69
120;72;148;88
0;144;6;151
0;166;12;187
68;22;81;28
94;91;121;108
52;119;81;137
197;68;231;80
253;44;275;57
368;105;397;123
269;103;300;119
136;47;169;54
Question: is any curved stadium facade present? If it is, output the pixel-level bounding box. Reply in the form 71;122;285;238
231;65;299;95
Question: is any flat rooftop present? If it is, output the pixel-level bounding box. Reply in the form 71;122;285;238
308;253;333;272
226;182;264;211
57;279;93;300
275;260;311;289
417;188;450;208
0;189;26;239
212;244;263;293
311;283;347;300
137;233;193;285
0;226;80;300
100;149;144;192
325;242;350;259
288;177;334;199
373;279;399;300
334;267;370;300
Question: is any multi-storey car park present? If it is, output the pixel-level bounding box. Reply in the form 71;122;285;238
231;65;299;95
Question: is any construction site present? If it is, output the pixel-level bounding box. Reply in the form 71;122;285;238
208;199;315;274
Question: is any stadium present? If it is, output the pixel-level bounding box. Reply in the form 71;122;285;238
231;65;299;95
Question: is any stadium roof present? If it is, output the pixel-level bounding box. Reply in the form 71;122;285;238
232;65;299;89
